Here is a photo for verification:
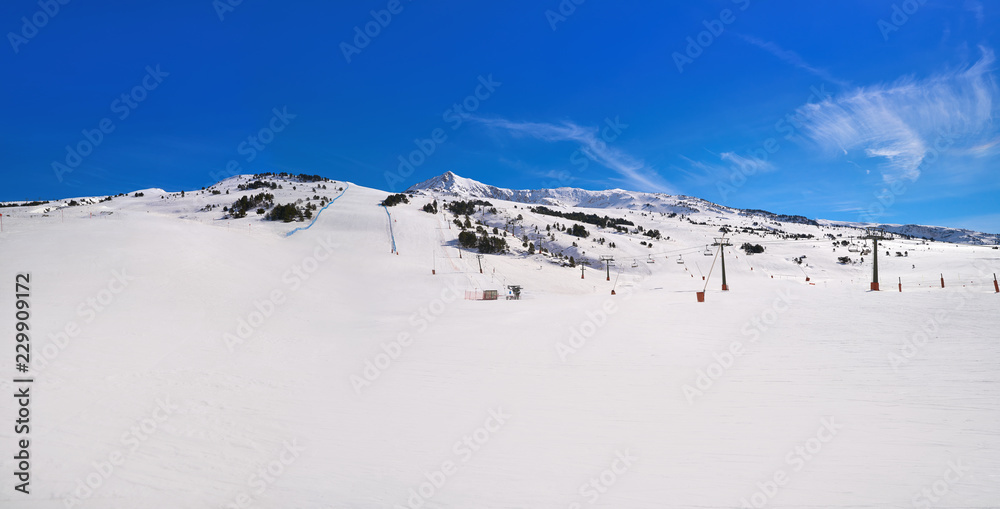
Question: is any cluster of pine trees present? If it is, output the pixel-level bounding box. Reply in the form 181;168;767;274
250;172;328;183
446;199;492;216
531;206;633;229
265;202;315;222
237;180;278;191
226;192;274;218
0;200;49;208
458;231;508;254
476;234;507;254
569;224;590;238
381;194;410;207
457;226;507;254
458;231;478;248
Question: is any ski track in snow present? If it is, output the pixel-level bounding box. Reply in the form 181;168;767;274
285;183;350;237
382;204;398;254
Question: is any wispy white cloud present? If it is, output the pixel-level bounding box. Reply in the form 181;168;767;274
793;47;998;183
739;35;852;88
965;0;984;25
966;135;1000;155
720;152;775;173
474;117;675;193
830;202;867;214
673;154;723;186
676;151;774;188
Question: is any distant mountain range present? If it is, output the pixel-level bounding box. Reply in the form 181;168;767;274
406;172;1000;245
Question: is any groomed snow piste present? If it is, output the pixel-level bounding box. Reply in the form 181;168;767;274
1;172;998;508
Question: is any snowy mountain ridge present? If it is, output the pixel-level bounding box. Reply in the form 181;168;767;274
405;171;727;216
836;222;1000;246
407;172;999;245
2;170;996;245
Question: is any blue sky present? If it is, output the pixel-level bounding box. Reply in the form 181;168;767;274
2;1;998;232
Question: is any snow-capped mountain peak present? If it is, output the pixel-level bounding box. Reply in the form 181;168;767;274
406;171;494;196
406;172;722;215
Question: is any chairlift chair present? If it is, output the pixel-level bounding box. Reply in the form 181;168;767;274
676;255;684;264
703;245;713;256
647;254;655;263
631;260;638;268
848;242;860;253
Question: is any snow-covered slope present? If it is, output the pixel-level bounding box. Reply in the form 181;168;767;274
1;171;998;508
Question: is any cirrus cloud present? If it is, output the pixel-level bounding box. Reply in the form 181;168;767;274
793;46;997;183
473;117;675;193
